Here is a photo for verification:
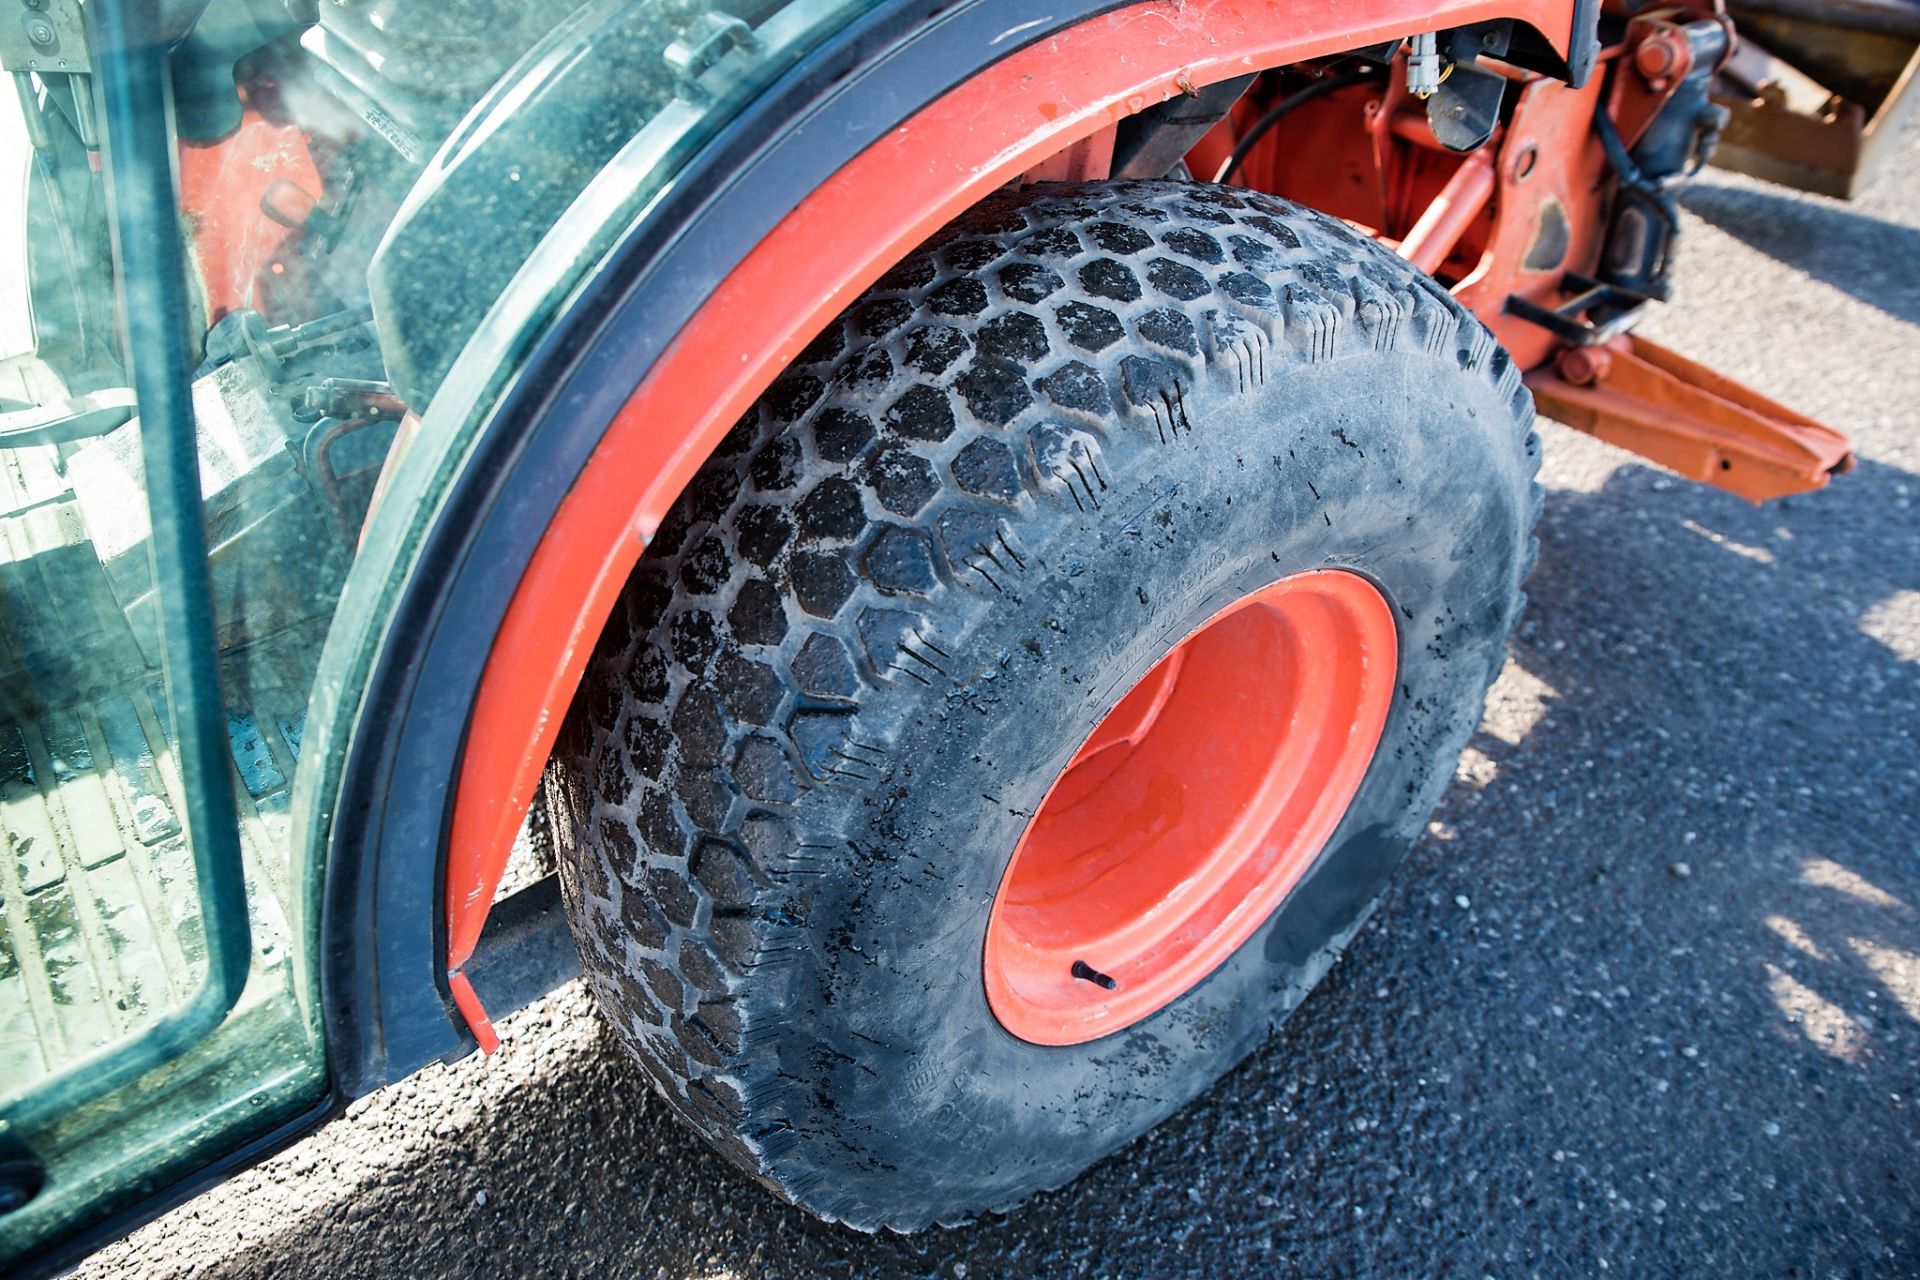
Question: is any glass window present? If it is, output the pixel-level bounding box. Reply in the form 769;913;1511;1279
0;0;874;1262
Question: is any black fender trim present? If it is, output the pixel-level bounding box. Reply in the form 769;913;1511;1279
321;0;1133;1094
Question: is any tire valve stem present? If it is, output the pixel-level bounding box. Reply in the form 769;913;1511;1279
1071;960;1118;991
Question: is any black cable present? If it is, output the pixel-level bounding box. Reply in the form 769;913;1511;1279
1214;68;1378;184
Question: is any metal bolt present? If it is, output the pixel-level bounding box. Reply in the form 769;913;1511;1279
1557;345;1614;387
25;16;55;46
1634;33;1684;88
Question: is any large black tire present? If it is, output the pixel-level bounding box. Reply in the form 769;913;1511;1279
545;180;1539;1230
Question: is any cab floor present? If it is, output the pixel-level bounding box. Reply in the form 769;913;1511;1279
0;437;311;1097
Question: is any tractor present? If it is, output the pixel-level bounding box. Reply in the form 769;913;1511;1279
0;0;1901;1270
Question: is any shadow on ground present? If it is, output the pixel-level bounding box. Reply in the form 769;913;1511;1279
189;448;1920;1279
1678;181;1920;327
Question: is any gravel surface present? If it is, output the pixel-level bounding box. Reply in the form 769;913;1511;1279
80;123;1920;1280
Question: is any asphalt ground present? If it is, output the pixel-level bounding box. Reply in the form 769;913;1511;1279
81;122;1920;1279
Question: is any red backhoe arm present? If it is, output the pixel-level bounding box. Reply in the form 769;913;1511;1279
1528;336;1855;502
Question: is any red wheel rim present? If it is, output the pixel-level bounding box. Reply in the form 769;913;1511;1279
982;569;1399;1046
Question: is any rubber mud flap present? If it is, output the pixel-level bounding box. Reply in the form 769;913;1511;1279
545;180;1542;1230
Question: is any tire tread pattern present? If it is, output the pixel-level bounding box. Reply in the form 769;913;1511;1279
547;181;1541;1230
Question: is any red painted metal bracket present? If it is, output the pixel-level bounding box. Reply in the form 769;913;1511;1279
1527;335;1855;502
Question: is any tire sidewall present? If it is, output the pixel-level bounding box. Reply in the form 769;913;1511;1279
778;344;1528;1215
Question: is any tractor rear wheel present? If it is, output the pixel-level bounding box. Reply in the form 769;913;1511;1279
545;180;1539;1230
